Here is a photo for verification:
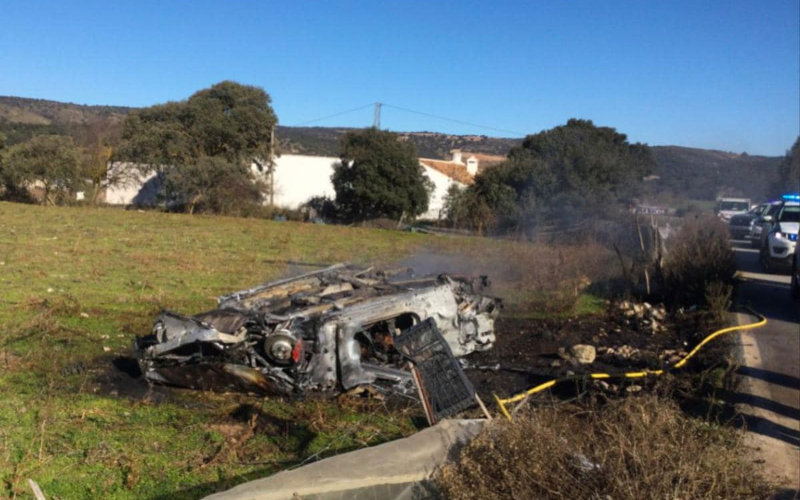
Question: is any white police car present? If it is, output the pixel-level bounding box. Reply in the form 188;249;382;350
759;194;800;273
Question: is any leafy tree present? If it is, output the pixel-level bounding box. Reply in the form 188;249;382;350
115;81;277;214
773;136;800;195
162;156;264;214
331;128;431;221
442;184;494;232
454;119;654;234
75;119;122;204
3;134;81;205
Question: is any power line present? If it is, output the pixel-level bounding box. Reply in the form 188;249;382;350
382;103;525;136
291;103;375;126
289;101;525;137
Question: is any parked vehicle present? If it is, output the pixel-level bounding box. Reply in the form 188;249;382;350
759;195;800;273
750;200;783;248
729;203;767;240
715;197;751;222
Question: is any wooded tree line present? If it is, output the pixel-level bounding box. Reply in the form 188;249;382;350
1;81;797;226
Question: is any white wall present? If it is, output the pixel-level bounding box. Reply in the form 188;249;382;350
421;165;464;220
105;162;160;205
103;155;462;220
272;154;338;208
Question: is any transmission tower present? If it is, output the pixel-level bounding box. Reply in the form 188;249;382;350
373;102;382;129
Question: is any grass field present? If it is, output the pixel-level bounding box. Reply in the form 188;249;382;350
0;202;610;498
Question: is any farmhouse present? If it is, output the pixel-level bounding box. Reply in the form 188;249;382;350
104;150;499;220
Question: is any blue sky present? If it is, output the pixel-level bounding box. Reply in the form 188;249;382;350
1;0;798;155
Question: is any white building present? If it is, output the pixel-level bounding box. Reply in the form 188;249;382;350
103;150;499;220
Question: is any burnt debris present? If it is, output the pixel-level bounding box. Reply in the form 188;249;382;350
134;264;500;398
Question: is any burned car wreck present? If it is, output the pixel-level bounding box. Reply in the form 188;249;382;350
135;264;500;397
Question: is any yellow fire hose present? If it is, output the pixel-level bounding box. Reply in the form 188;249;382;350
493;307;767;421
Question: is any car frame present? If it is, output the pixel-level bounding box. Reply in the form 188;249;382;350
759;197;800;273
135;264;501;397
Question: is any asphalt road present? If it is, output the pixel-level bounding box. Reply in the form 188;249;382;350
731;240;799;493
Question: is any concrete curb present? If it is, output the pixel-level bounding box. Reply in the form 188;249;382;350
203;419;486;500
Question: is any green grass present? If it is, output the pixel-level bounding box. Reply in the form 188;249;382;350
0;202;612;498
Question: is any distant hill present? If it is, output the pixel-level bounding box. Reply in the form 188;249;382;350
276;125;521;158
649;146;782;202
0;95;131;144
0;95;785;202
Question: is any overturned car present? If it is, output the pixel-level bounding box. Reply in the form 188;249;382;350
135;264;500;397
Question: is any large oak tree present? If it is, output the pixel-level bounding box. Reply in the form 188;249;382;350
116;81;277;213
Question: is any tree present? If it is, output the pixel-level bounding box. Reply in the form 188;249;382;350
162;156;264;214
456;119;654;234
75;119;122;204
442;184;494;233
3;134;81;205
331;128;431;222
773;136;799;195
115;81;277;213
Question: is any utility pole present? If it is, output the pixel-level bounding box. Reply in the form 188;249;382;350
373;102;382;129
269;126;275;207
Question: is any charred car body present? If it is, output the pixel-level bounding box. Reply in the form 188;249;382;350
135;264;500;397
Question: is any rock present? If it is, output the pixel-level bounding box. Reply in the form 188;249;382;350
625;384;642;393
80;312;90;318
550;359;562;368
569;344;596;364
595;380;610;391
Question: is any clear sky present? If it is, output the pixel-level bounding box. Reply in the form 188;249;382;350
1;0;798;155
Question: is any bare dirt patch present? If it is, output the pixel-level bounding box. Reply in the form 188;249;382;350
1;350;25;371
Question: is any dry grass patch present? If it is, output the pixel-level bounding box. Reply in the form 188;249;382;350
437;395;775;500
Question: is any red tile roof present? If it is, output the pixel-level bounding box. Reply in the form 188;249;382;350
419;159;475;184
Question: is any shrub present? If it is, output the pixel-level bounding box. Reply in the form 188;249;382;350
436;396;774;500
662;214;736;307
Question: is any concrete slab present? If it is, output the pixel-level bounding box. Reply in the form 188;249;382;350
203;419;486;500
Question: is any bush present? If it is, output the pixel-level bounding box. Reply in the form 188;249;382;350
436;396;774;500
662;214;736;308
